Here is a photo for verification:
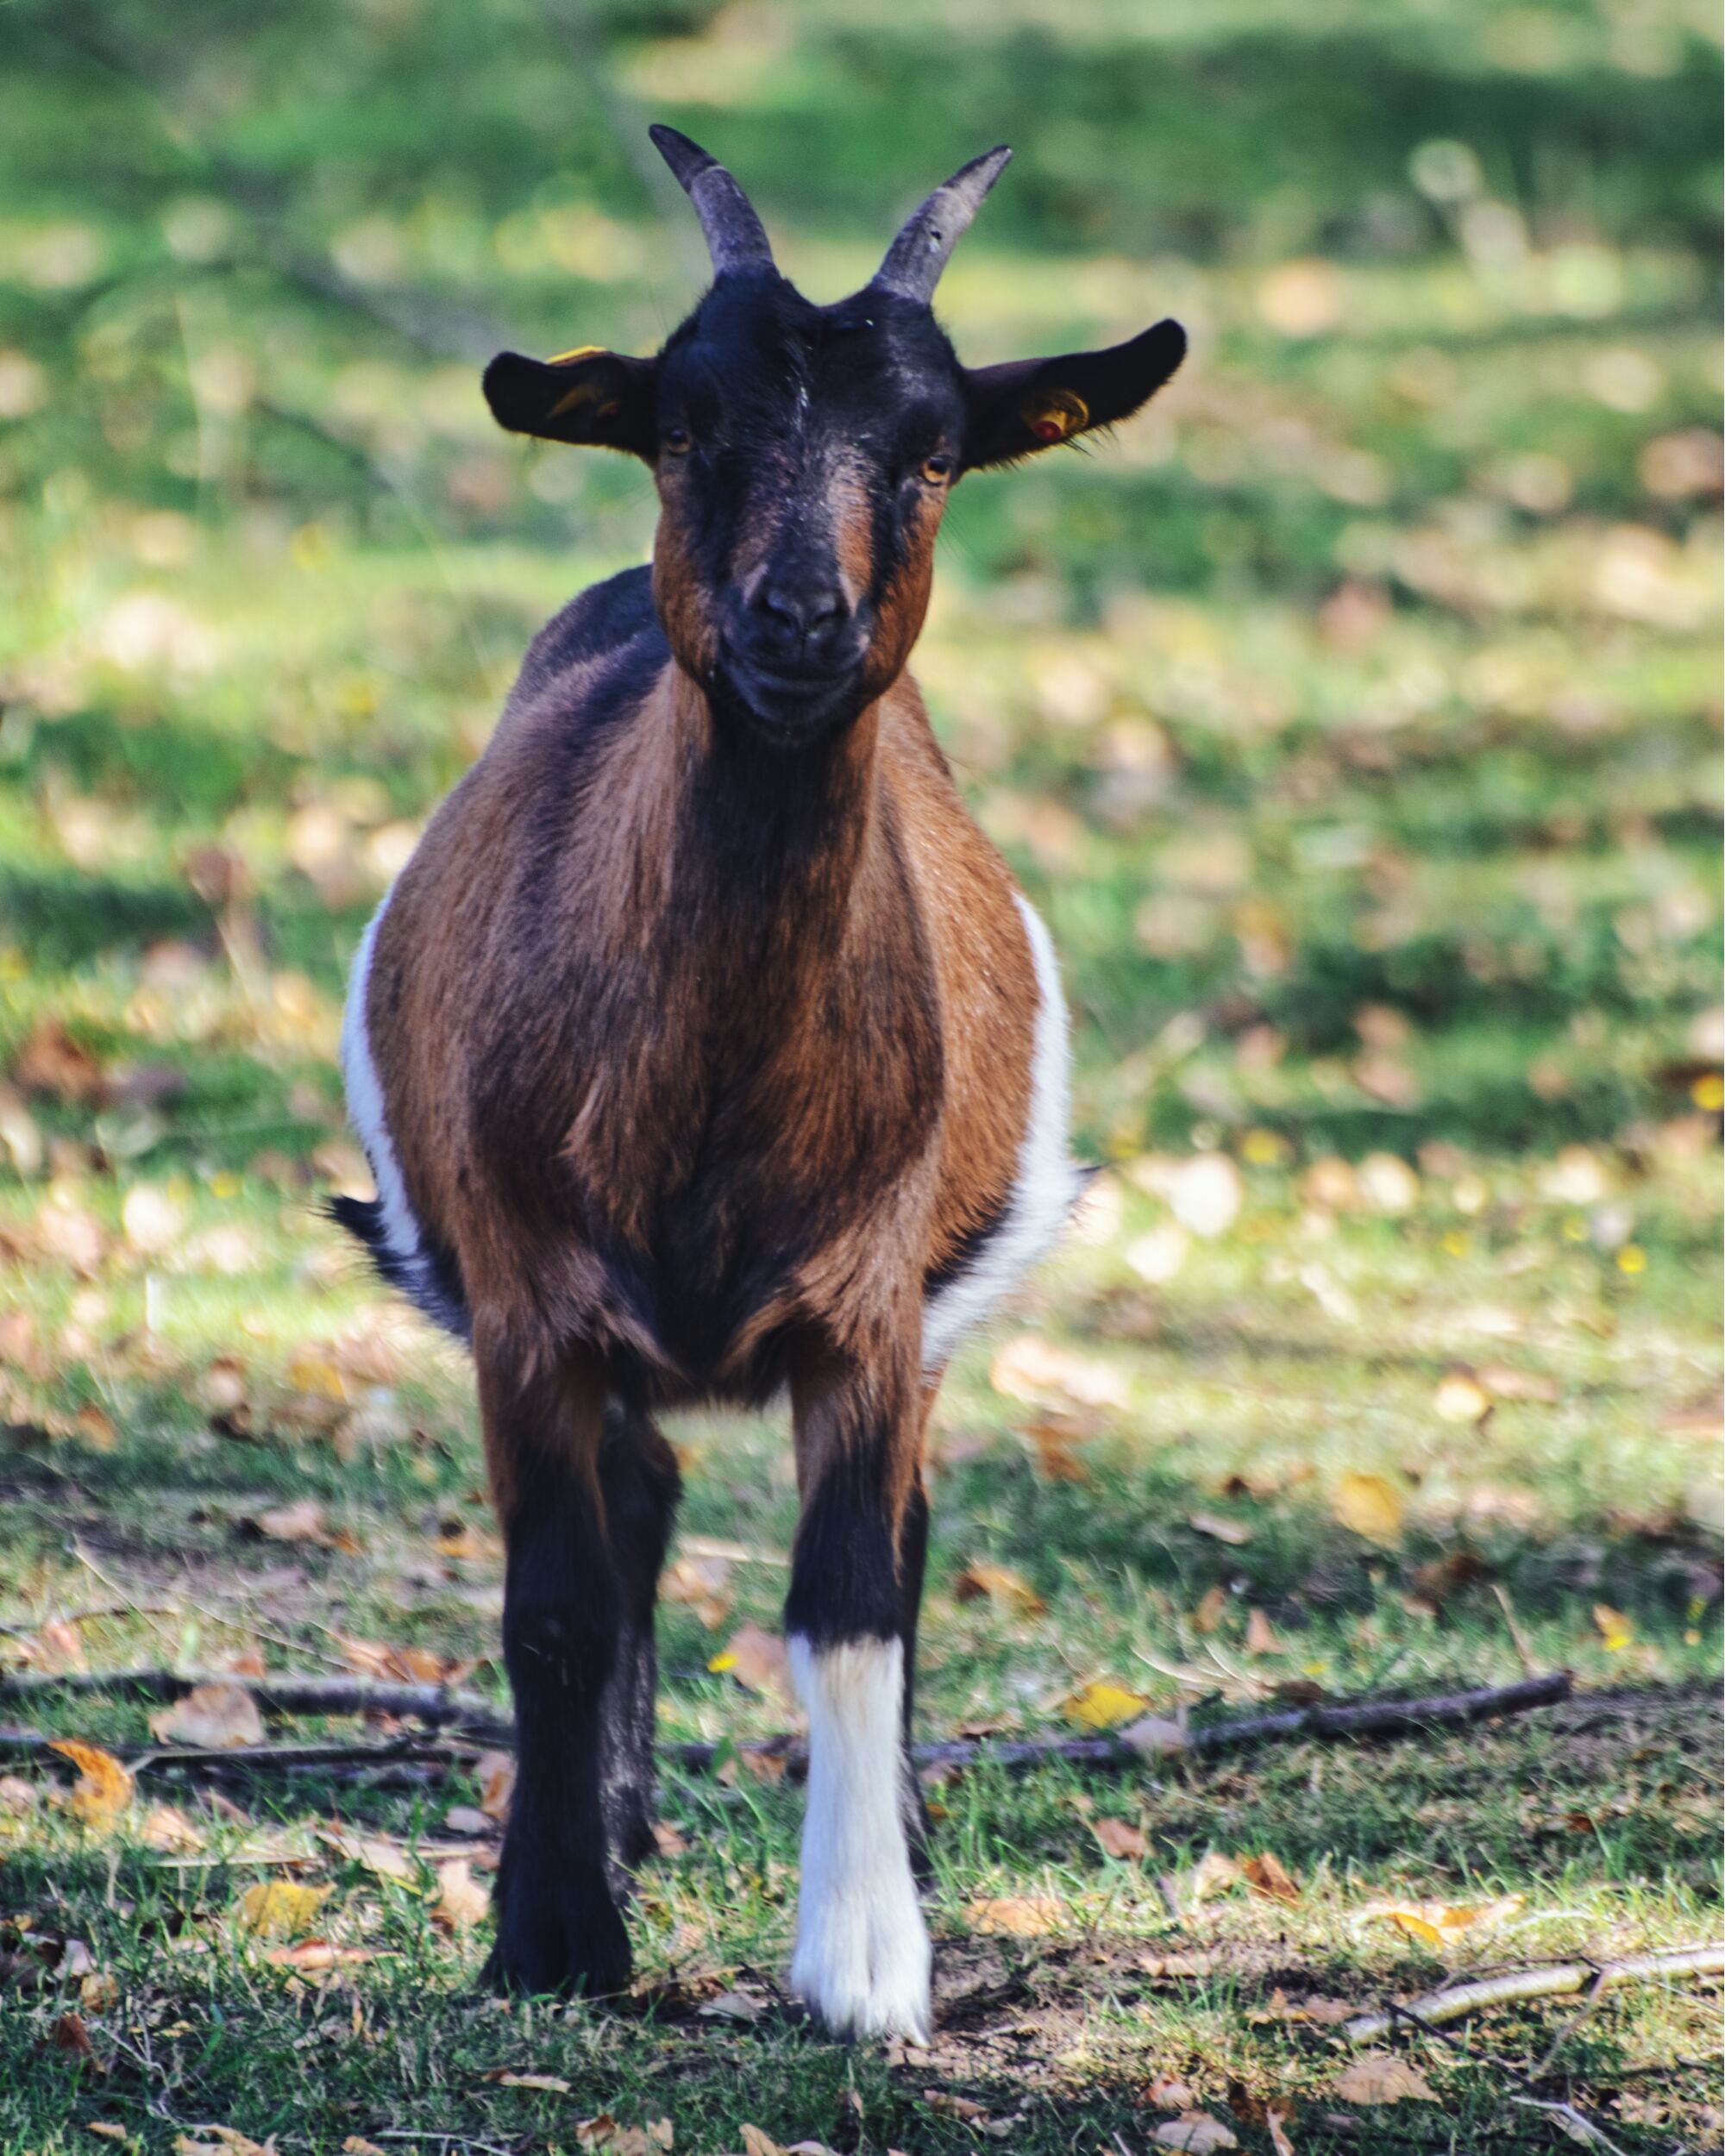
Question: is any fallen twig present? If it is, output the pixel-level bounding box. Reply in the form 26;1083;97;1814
0;1726;471;1777
0;1666;511;1738
1345;1945;1725;2042
0;1670;1574;1785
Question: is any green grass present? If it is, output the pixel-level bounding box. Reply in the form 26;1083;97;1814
0;0;1721;2147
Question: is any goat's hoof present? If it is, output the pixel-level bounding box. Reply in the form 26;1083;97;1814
483;1896;632;2002
790;1893;932;2044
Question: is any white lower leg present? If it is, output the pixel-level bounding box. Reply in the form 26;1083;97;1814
788;1634;932;2042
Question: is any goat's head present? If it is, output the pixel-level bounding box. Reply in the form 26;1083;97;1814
484;128;1186;748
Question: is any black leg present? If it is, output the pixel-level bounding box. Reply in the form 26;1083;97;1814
895;1476;934;1884
596;1403;681;1887
480;1351;630;2000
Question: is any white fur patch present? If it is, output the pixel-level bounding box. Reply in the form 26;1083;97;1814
341;894;426;1275
788;1635;932;2043
921;893;1083;1369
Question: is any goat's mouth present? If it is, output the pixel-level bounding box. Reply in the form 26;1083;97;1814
712;643;866;741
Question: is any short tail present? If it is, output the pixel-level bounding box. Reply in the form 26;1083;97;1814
327;1194;471;1342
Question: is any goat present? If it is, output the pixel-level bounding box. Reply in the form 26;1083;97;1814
336;127;1184;2042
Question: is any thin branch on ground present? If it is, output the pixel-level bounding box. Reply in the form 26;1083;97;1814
0;1727;473;1777
1345;1945;1725;2041
0;1670;1574;1789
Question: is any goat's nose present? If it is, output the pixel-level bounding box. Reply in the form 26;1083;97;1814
752;576;850;659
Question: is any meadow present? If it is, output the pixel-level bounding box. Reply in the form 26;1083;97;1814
0;0;1721;2148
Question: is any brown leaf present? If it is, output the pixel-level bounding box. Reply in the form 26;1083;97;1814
1266;2104;1296;2156
174;2131;275;2156
952;1562;1045;1615
474;1750;516;1822
344;2141;390;2156
1022;1417;1095;1483
1189;1511;1253;1546
1193;1583;1228;1634
1245;1608;1279;1655
433;1858;490;1931
966;1894;1063;1937
251;1500;329;1545
1241;1852;1301;1905
1092;1816;1148;1860
486;2071;572;2092
660;1552;734;1629
1184;1851;1245;1907
52;2010;102;2068
148;1683;266;1750
1151;2118;1238;2153
48;1739;133;1832
140;1801;209;1854
319;1827;417;1883
710;1621;793;1706
1332;2054;1437;2104
739;2131;782;2156
650;1820;690;1858
989;1332;1129;1410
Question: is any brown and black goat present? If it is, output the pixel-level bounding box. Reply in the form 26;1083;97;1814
336;128;1184;2041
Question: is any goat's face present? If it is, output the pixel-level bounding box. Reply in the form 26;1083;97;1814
649;276;969;744
484;131;1186;748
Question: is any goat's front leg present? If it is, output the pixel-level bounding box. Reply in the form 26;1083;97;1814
476;1325;630;1998
785;1340;932;2043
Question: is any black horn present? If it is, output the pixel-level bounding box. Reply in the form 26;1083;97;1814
649;123;775;277
870;145;1011;305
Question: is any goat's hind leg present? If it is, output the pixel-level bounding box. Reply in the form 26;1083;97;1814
478;1330;630;1999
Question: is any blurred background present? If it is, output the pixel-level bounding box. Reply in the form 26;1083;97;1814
0;4;1721;2141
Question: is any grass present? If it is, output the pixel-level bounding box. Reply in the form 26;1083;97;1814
0;0;1721;2147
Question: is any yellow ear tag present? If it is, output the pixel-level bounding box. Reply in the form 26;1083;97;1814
1024;389;1088;444
545;349;624;424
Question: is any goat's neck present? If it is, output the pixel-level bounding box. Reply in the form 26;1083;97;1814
665;666;888;973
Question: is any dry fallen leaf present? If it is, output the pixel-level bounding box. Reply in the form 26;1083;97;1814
148;1683;266;1750
1245;1608;1279;1655
1193;1582;1229;1634
1183;1851;1245;1907
1592;1602;1634;1651
53;2010;101;2068
474;1749;516;1822
1023;1416;1095;1482
708;1621;793;1706
952;1562;1045;1615
343;2140;389;2156
966;1894;1063;1937
1333;2054;1438;2104
1240;1852;1302;1905
1189;1511;1253;1546
434;1857;490;1930
319;1827;417;1883
1331;1471;1405;1545
486;2071;573;2092
660;1552;734;1629
174;2131;275;2156
1120;1712;1189;1758
1092;1816;1148;1860
1265;2103;1296;2156
236;1881;330;1938
251;1500;329;1545
990;1331;1130;1409
651;1820;690;1858
1358;1891;1525;1947
740;2130;781;2156
1433;1369;1491;1425
1061;1677;1148;1730
48;1739;133;1832
1152;2115;1239;2153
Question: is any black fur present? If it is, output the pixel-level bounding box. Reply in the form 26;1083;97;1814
326;1193;470;1340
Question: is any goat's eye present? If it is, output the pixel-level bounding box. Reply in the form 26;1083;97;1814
662;424;693;456
919;453;955;486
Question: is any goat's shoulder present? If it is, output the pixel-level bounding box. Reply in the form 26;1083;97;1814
505;564;664;716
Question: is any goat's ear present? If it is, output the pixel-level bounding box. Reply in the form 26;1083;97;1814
960;318;1185;472
482;347;657;459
